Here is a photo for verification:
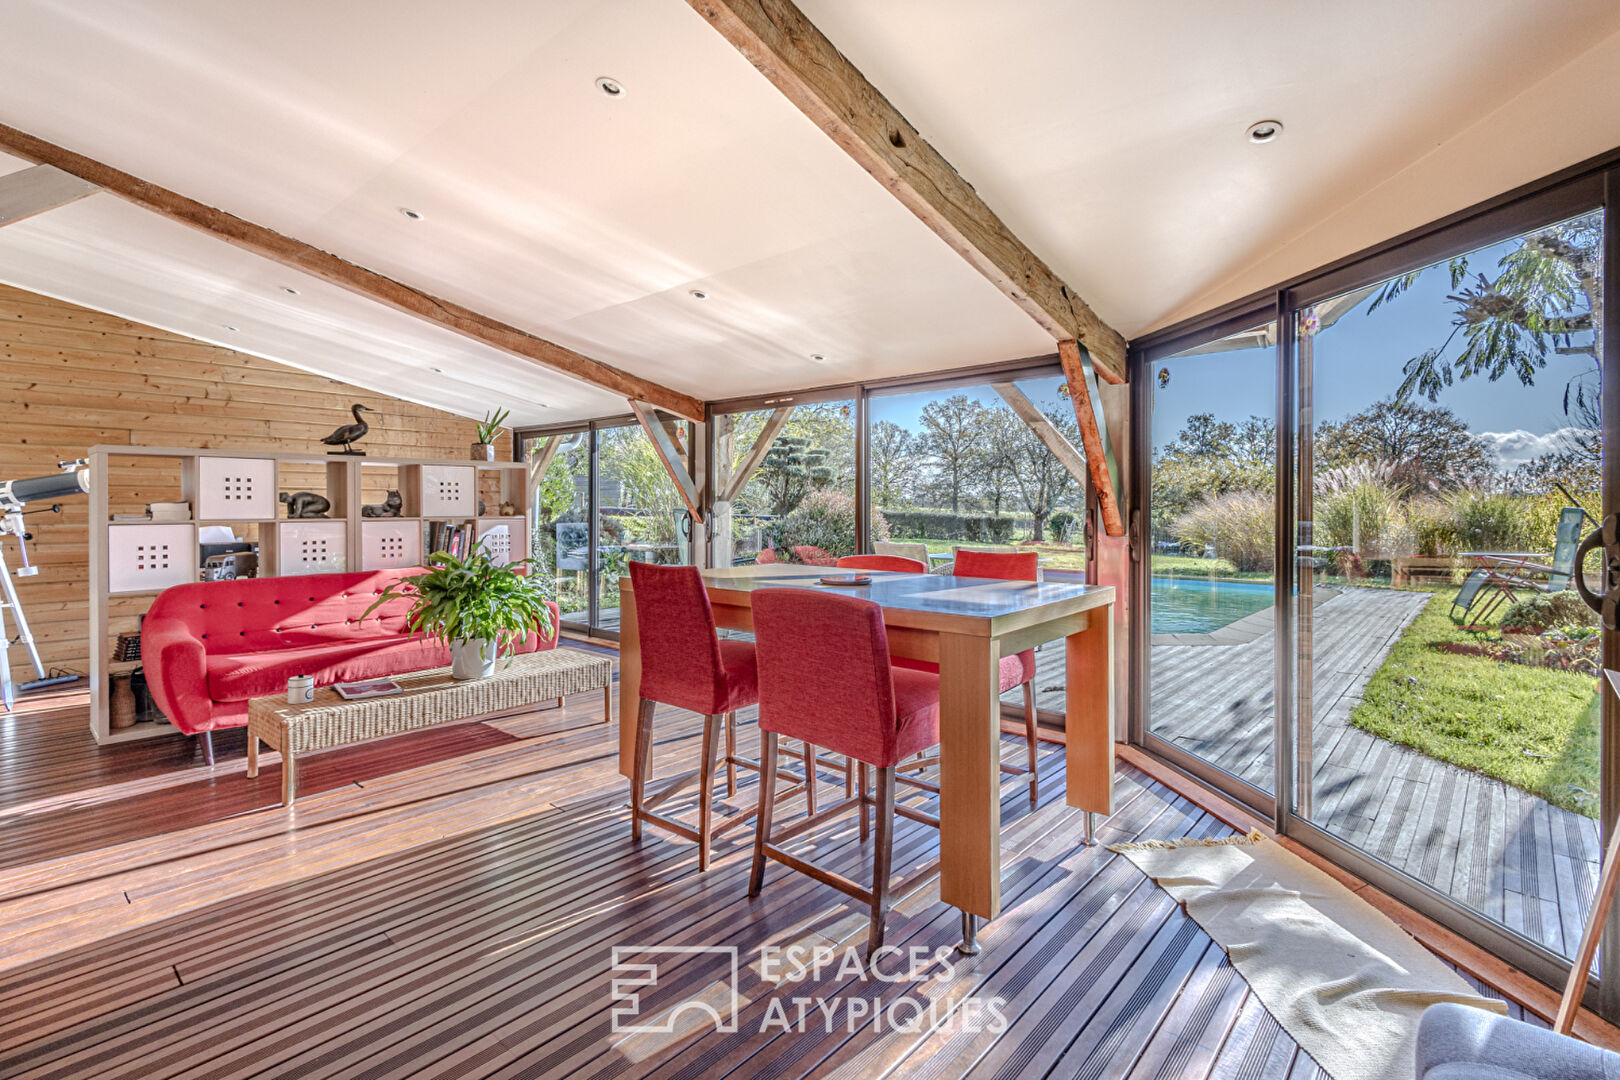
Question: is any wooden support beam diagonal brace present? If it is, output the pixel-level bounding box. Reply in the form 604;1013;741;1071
630;401;704;524
0;121;706;422
0;164;98;227
527;435;563;489
1058;340;1124;537
720;406;792;503
990;382;1089;489
688;0;1127;384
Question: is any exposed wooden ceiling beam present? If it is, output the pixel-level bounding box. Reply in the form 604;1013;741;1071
629;401;704;524
688;0;1128;384
719;406;792;503
0;164;98;228
0;121;707;422
1058;340;1123;537
990;382;1089;489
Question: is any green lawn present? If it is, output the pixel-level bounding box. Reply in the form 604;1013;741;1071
1349;587;1599;816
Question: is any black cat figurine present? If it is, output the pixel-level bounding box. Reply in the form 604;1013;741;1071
361;490;404;518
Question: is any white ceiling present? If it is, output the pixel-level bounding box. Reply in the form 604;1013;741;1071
0;1;1615;422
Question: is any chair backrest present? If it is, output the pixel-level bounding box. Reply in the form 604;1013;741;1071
755;546;780;564
1547;506;1588;589
952;548;1040;582
793;545;839;566
752;588;904;766
874;541;929;566
1451;568;1492;613
628;562;729;713
837;554;927;573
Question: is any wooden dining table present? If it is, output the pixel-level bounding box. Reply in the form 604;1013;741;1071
617;563;1116;950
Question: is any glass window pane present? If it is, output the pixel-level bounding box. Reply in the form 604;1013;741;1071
1293;209;1604;962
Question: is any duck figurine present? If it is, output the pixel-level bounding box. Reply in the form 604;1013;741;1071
322;404;374;455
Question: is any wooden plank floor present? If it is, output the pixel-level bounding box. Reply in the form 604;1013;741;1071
0;677;1537;1080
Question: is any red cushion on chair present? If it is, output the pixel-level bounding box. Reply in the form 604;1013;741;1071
630;562;759;716
953;549;1040;582
836;554;927;574
752;588;940;768
892;649;1035;693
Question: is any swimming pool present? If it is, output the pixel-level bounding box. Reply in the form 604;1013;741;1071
1151;577;1272;634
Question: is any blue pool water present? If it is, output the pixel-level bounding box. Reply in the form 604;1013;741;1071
1151;577;1272;634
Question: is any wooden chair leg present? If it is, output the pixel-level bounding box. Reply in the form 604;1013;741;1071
858;762;870;841
602;685;611;725
698;714;720;871
630;698;655;841
749;732;780;897
1023;679;1039;806
725;711;737;798
803;741;817;816
246;733;258;778
844;756;855;799
867;765;895;959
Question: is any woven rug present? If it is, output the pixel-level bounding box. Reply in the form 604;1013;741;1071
1110;830;1507;1080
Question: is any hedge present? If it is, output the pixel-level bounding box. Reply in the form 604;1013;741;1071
878;508;1025;543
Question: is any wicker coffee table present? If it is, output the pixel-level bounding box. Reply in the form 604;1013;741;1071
246;647;615;806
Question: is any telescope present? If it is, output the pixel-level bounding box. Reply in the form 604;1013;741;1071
1;458;89;708
0;461;91;514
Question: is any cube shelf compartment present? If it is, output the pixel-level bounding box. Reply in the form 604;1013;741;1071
194;456;277;520
108;523;197;593
475;517;527;566
362;519;423;570
274;521;347;575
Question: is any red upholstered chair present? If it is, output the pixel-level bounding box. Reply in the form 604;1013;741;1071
835;554;927;574
627;562;816;869
749;588;942;957
896;548;1044;803
792;545;840;566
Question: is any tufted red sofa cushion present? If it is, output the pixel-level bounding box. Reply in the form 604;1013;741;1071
142;569;559;735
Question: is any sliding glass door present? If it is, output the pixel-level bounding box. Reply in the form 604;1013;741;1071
1291;208;1606;965
1141;319;1279;798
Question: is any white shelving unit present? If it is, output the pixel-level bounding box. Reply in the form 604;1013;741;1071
87;445;528;745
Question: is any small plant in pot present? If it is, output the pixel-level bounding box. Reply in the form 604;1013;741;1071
365;541;554;680
472;407;510;462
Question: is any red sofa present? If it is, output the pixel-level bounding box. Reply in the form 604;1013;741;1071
142;568;559;758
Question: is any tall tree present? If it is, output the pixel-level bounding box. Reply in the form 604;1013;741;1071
868;419;922;508
992;402;1081;541
918;393;988;513
754;434;831;516
1314;396;1492;492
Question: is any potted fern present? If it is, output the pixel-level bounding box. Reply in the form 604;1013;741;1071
365;541;554;679
471;407;510;462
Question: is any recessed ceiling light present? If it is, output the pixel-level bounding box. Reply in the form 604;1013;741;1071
1246;119;1284;144
810;353;826;361
221;324;239;332
281;286;299;295
399;207;424;220
431;366;443;373
595;76;626;98
689;289;709;301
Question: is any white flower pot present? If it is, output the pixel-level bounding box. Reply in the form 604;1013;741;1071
451;638;498;680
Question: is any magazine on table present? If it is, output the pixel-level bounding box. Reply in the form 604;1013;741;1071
333;678;404;700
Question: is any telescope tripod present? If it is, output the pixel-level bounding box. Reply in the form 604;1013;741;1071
1;509;76;712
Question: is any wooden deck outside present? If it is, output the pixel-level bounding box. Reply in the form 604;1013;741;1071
1023;584;1602;964
0;681;1540;1080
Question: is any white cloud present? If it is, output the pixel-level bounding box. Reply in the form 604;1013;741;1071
1473;427;1594;467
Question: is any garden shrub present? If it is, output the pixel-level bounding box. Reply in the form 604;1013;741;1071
1405;497;1460;557
1499;590;1597;634
1315;479;1412;557
774;490;889;560
1445;491;1538;554
1047;510;1078;543
1174;490;1274;572
879;508;1023;543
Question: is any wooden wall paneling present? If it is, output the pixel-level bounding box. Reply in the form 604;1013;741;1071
0;282;510;678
